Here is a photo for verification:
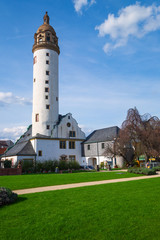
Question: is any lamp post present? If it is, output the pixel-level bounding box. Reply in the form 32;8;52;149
96;142;100;171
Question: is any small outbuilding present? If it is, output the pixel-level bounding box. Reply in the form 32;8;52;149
82;126;124;169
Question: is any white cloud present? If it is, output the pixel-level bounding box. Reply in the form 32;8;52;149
0;92;32;106
95;3;160;53
73;0;96;13
79;124;93;136
0;126;27;142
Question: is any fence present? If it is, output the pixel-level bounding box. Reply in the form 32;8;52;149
0;168;22;176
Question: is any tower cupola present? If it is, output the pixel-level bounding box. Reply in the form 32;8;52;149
32;12;60;54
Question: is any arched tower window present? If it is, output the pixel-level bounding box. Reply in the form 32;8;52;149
47;36;50;41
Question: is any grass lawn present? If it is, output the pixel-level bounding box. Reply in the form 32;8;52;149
1;178;160;240
0;171;143;190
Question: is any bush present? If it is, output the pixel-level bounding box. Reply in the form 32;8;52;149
141;168;156;175
22;160;81;174
100;162;104;169
68;161;80;170
42;160;54;172
36;160;59;172
36;161;44;173
128;167;156;175
4;160;12;168
152;166;160;171
59;160;69;170
21;160;34;173
0;187;18;206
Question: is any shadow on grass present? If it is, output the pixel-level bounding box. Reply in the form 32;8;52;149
16;196;28;204
0;196;28;208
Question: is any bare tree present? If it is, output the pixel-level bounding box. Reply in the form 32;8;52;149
104;107;160;165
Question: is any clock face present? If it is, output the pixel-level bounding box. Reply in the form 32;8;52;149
67;122;71;127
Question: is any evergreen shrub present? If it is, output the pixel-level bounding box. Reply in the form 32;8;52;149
4;160;12;168
0;187;18;206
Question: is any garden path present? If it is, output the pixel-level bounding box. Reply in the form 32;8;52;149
14;172;160;195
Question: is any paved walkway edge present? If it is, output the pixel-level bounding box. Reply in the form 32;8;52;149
14;174;160;195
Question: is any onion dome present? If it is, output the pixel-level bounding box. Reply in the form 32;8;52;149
32;12;60;54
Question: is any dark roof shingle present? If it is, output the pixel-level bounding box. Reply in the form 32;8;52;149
84;126;120;143
2;125;36;157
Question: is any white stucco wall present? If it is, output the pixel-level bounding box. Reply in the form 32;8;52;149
84;155;124;168
52;113;85;139
33;138;83;164
83;141;112;157
32;48;59;137
83;141;124;168
31;113;85;164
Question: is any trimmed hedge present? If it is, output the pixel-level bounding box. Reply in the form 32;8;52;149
0;187;18;206
128;167;156;175
22;160;81;174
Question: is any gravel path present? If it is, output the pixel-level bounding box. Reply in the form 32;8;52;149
14;173;160;195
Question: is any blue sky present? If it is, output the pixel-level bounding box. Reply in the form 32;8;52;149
1;0;160;141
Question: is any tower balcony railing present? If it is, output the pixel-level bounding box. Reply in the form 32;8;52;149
32;40;60;54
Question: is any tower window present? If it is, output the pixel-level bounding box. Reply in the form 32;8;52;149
59;141;66;149
38;151;42;156
45;88;49;92
45;80;49;84
69;141;75;149
47;36;50;41
46;125;50;130
35;114;39;122
102;143;105;149
87;145;90;150
56;97;58;101
33;56;37;64
34;78;36;82
46;53;49;56
39;38;42;43
46;71;49;75
46;105;50;109
46;60;49;64
69;131;76;137
45;95;48;99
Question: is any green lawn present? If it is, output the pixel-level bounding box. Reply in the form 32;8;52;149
0;171;142;190
1;178;160;240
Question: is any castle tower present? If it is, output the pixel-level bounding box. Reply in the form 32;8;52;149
32;12;60;137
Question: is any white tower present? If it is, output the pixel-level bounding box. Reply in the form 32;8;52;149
32;12;60;137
